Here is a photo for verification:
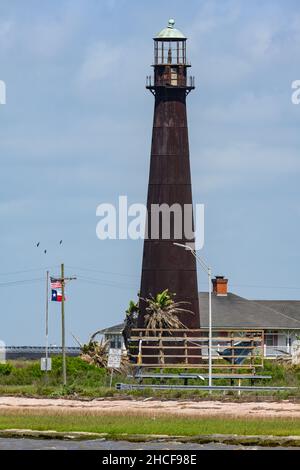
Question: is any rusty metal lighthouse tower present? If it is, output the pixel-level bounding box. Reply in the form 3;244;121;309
139;19;200;328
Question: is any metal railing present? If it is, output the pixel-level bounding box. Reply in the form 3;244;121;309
146;75;195;88
3;346;81;359
4;346;80;353
264;345;291;358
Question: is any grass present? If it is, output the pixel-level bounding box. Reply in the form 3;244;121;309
0;411;299;437
0;358;299;442
0;357;299;399
0;384;122;398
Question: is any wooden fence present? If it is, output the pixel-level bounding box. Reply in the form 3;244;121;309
128;329;264;370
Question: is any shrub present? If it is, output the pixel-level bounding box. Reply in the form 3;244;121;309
51;356;105;374
0;363;13;376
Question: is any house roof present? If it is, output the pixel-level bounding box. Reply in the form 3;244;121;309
199;293;300;330
99;294;300;334
98;323;124;335
256;300;300;326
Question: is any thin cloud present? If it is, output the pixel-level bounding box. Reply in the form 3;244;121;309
78;41;123;84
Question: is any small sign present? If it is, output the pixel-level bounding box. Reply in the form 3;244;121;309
40;357;52;371
0;341;6;364
107;348;122;369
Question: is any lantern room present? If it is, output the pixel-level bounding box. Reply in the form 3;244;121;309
146;19;194;91
154;19;187;65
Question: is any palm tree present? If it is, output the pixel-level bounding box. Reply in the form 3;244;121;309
143;289;193;333
122;300;139;348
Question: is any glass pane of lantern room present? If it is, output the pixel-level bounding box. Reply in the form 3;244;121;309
179;41;184;64
177;41;181;64
166;41;171;64
170;42;176;64
155;42;162;64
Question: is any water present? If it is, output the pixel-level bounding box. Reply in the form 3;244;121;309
0;438;298;450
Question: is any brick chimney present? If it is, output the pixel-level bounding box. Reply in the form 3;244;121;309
212;276;228;296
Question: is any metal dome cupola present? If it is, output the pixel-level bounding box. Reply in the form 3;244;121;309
155;18;187;40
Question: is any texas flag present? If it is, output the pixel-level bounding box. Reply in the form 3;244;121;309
50;277;64;302
51;289;63;302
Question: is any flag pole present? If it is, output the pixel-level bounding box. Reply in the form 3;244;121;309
45;270;49;373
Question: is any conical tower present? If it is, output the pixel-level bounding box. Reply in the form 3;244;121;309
139;20;200;329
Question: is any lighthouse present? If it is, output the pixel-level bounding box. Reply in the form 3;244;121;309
139;20;200;329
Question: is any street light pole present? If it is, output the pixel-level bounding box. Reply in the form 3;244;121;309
208;266;212;388
173;242;213;388
61;263;66;386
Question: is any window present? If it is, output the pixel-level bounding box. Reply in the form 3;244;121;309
107;334;122;349
265;332;278;347
171;67;178;86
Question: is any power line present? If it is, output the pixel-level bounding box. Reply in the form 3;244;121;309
69;266;300;291
0;264;299;292
230;283;300;291
77;274;136;284
0;278;44;287
76;275;136;290
66;265;139;278
0;266;58;277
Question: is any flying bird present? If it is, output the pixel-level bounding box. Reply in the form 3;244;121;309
36;242;40;247
44;249;47;254
59;240;63;245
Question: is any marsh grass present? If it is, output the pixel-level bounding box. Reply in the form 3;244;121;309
0;410;299;437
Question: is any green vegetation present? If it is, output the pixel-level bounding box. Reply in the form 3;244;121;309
0;412;299;437
143;289;193;330
123;290;194;348
123;300;139;347
0;358;299;442
0;357;299;399
0;357;109;394
0;363;13;376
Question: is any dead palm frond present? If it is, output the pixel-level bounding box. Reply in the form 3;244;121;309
80;332;130;374
80;337;109;368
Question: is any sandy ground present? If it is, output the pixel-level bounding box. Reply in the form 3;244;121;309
0;397;300;418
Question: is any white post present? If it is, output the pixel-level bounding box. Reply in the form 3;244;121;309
208;267;212;389
110;369;114;388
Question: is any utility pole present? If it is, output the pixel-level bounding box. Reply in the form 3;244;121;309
59;263;76;386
